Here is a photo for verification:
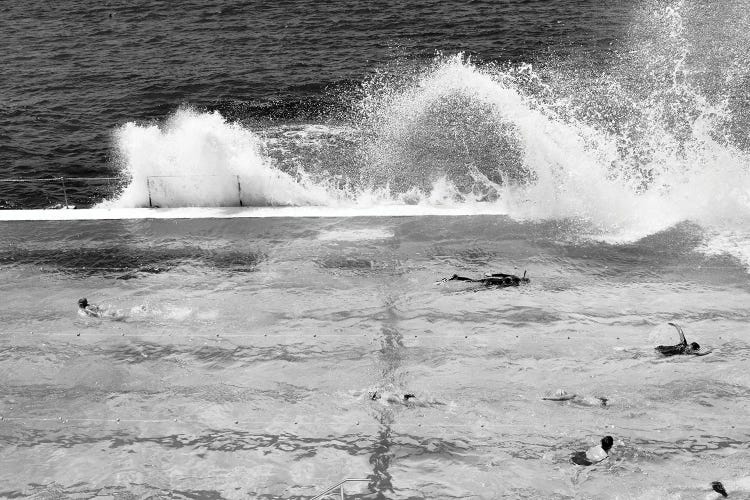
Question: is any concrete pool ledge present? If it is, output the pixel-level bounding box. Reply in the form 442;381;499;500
0;205;509;221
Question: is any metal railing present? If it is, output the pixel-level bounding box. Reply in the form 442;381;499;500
143;174;244;208
0;176;122;208
310;478;369;500
0;174;245;209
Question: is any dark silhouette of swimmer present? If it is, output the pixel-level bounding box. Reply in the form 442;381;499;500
77;297;126;321
77;297;103;318
571;436;613;466
655;322;709;356
441;270;530;287
712;481;728;497
705;477;750;497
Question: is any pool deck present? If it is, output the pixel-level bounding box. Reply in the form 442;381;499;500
0;205;507;221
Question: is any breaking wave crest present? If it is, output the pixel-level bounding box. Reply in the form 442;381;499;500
102;0;750;266
102;109;334;208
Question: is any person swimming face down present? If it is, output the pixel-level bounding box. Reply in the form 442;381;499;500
444;270;530;287
655;323;705;356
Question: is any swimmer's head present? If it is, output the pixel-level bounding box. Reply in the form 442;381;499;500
600;436;614;451
711;481;728;497
690;342;700;351
449;274;459;280
78;298;88;308
403;393;415;401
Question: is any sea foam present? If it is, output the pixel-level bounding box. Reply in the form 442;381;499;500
101;0;750;268
104;109;332;208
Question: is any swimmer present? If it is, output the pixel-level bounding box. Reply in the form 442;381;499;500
655;322;711;356
570;435;613;466
77;297;126;321
439;270;529;287
369;391;418;405
703;477;750;499
542;389;608;407
77;297;103;318
711;481;728;498
365;389;442;408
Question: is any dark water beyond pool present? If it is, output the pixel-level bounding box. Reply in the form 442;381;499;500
1;0;628;190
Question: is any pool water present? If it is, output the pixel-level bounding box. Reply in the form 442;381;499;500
1;215;749;499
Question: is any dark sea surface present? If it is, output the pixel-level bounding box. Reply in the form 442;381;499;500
1;1;750;499
1;0;632;207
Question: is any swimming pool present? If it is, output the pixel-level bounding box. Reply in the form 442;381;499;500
1;213;748;498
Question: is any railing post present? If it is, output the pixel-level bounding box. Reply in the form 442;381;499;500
60;177;69;207
236;175;243;207
146;177;153;208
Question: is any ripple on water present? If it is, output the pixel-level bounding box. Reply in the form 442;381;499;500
317;228;395;241
96;341;344;367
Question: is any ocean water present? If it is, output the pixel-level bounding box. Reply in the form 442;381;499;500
2;0;750;498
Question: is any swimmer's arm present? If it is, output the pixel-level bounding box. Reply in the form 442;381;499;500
436;275;473;284
692;348;713;356
668;322;687;345
585;445;608;463
542;393;577;401
79;307;100;318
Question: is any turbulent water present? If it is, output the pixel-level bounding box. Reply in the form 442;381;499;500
3;0;750;265
1;0;750;499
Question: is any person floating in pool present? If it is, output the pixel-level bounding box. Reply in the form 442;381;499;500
369;390;418;405
438;271;530;287
77;297;126;321
542;389;608;407
364;388;445;408
570;435;614;466
655;322;711;356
